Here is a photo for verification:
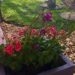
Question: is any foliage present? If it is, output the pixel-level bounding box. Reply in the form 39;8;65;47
2;0;42;24
1;0;75;32
0;12;64;70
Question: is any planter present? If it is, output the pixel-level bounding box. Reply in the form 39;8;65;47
38;54;75;75
0;54;74;75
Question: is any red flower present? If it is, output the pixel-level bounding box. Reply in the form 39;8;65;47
14;40;22;52
18;26;29;36
18;29;25;36
46;26;57;37
4;44;14;55
31;29;39;36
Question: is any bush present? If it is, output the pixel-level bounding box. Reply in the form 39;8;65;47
0;12;64;70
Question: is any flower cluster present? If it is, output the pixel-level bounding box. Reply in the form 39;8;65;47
0;12;64;70
40;26;57;37
4;40;22;55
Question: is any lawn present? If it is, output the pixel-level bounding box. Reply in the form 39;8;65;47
1;0;75;32
2;0;42;25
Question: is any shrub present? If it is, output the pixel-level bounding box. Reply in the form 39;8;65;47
0;12;64;70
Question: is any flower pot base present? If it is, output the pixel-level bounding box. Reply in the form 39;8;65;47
0;54;74;75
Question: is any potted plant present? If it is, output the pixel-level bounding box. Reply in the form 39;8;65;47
0;12;74;75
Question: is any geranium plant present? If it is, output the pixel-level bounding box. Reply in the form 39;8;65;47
0;12;64;71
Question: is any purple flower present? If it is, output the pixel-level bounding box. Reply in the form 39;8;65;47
43;12;52;22
40;28;46;36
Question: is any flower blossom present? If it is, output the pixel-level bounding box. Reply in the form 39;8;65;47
31;29;39;37
43;12;52;22
4;44;14;55
46;26;57;37
14;40;22;52
40;28;46;36
18;26;29;36
4;40;22;55
18;29;25;36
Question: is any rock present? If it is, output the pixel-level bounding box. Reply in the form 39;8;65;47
62;0;75;10
66;38;70;42
62;31;75;63
60;12;75;20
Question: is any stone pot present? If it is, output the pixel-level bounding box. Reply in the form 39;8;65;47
38;54;74;75
0;54;74;75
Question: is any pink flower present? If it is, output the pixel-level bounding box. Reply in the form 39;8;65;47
18;29;25;36
18;26;29;36
31;29;39;37
4;44;14;55
46;26;57;37
11;33;19;40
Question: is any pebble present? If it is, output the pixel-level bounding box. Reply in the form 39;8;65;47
61;31;75;64
66;38;70;42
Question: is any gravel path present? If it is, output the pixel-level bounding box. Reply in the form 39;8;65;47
63;31;75;63
0;22;24;40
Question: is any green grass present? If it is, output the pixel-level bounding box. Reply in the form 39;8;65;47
51;9;75;32
2;0;42;25
1;0;75;32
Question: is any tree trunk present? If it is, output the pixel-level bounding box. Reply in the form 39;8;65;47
48;0;56;9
